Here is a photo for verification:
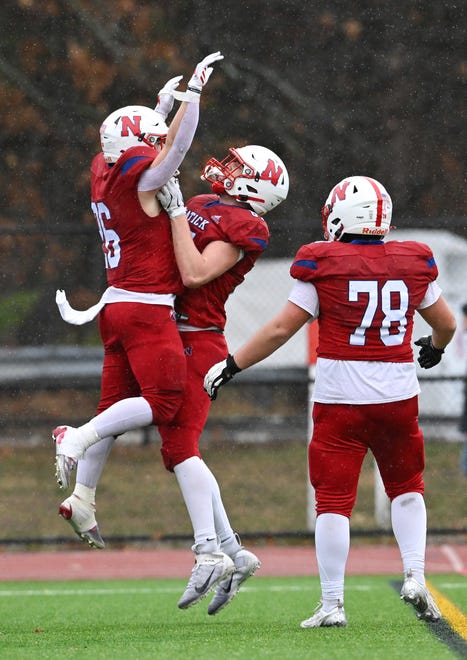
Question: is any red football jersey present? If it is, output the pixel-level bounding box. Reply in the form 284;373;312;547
290;240;438;362
90;147;183;294
175;194;270;329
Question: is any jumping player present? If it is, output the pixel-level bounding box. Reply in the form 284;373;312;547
52;53;223;496
59;144;289;615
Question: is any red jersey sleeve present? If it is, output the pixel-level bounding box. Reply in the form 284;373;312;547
175;195;269;329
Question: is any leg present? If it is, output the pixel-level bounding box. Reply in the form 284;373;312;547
368;397;426;582
300;512;349;628
53;303;186;489
160;331;259;611
58;436;116;549
367;397;440;622
302;403;367;628
174;457;219;553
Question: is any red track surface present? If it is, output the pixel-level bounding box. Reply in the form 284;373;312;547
0;543;465;581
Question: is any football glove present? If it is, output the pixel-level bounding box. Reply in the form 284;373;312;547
414;335;444;369
204;354;241;401
154;75;184;120
187;51;224;93
156;177;186;219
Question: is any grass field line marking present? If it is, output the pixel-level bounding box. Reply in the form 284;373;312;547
426;580;467;640
438;583;467;589
0;584;371;598
0;588;178;597
440;544;465;574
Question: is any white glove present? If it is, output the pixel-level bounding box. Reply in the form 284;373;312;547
157;177;186;219
187;51;224;93
154;75;183;120
204;354;241;401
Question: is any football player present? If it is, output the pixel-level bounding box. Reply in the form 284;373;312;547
204;176;456;627
52;53;223;490
60;143;289;615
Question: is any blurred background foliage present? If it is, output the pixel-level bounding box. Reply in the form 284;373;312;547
0;0;465;345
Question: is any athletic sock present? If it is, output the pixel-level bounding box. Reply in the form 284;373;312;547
391;492;427;585
315;513;349;609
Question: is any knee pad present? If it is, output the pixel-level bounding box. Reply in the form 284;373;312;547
145;388;184;425
159;427;201;472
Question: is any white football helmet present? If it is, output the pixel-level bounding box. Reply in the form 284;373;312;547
322;176;393;241
100;105;169;164
201;145;289;214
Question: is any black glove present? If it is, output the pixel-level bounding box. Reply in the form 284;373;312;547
414;335;444;369
204;354;241;400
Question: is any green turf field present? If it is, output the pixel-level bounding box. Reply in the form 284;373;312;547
0;575;465;659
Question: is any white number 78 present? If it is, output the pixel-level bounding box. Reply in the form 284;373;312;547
348;279;409;346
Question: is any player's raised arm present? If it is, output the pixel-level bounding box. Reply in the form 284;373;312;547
138;52;224;194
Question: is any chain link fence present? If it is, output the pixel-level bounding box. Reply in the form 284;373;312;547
1;225;467;439
0;225;466;542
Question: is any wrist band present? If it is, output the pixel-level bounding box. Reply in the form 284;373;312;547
172;90;200;104
169;206;187;219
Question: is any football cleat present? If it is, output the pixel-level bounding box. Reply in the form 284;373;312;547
300;600;347;628
400;570;441;622
53;425;87;490
178;552;235;610
59;493;105;549
208;549;261;615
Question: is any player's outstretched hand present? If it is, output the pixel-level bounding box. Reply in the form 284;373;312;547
155;75;184;120
204;354;241;400
414;335;444;369
157;177;186;219
188;51;224;93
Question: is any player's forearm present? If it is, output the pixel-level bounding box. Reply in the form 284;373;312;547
431;326;456;350
233;303;311;370
418;296;457;349
170;217;210;287
138;102;199;192
233;333;286;370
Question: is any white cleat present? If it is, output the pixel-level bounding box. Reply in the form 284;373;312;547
400;570;441;622
52;426;86;490
178;552;235;610
59;494;105;549
208;549;261;615
300;600;347;628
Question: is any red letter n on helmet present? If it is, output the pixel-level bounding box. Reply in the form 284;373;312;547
120;115;142;137
260;159;283;186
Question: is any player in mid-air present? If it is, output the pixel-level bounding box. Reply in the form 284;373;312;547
156;148;288;612
52;51;224;521
59;143;289;614
204;175;456;627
